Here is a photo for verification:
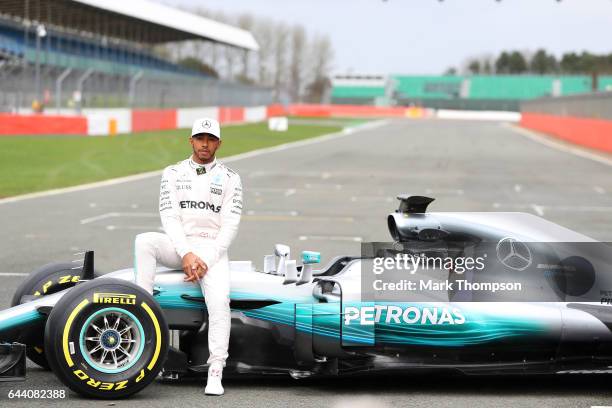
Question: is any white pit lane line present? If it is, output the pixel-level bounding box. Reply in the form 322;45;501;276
0;120;388;206
245;210;298;216
106;225;163;231
594;186;606;194
82;210;354;225
531;204;546;217
0;272;29;277
81;212;158;225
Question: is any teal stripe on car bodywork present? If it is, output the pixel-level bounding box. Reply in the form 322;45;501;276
153;285;547;347
373;303;546;347
154;286;203;309
0;309;43;332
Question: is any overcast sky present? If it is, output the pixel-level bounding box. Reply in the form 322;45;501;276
164;0;612;75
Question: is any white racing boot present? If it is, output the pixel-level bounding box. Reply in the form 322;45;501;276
204;363;224;396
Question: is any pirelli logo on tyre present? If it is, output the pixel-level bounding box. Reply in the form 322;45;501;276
93;293;136;305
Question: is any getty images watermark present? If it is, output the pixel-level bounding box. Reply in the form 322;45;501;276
359;241;612;303
371;252;522;293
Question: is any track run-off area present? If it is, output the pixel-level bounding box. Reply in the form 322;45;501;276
1;118;612;407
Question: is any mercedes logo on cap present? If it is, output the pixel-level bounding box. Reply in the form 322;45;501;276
202;120;211;129
496;237;532;271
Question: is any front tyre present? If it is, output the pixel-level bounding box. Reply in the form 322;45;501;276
44;278;168;399
11;262;85;369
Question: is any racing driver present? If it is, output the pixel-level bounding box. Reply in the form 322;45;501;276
134;117;242;396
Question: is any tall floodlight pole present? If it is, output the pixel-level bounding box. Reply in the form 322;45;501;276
128;70;144;107
76;68;94;113
55;68;72;113
34;24;47;106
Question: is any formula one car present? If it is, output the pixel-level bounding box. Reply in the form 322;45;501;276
0;195;611;399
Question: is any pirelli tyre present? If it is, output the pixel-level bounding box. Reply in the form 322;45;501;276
44;278;168;399
11;262;85;369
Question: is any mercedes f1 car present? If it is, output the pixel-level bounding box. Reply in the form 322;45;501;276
0;195;611;399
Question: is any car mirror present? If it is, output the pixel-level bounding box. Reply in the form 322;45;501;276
297;251;321;285
313;280;341;303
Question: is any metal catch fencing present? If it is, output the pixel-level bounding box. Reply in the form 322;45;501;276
0;62;273;113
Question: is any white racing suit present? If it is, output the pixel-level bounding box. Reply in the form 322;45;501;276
134;157;242;368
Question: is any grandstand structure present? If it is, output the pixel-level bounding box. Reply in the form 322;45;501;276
0;0;271;112
331;75;390;105
332;75;612;111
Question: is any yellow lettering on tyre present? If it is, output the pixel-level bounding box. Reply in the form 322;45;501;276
87;378;101;388
62;299;89;367
42;280;53;293
99;382;114;391
93;293;136;305
73;369;88;380
72;370;129;391
58;275;70;284
115;380;128;390
58;275;78;284
135;369;145;383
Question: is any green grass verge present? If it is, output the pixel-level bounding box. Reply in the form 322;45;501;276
0;122;341;197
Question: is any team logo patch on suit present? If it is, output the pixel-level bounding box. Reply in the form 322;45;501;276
211;187;222;195
179;200;221;213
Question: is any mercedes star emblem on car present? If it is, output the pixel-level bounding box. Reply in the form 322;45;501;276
496;237;532;271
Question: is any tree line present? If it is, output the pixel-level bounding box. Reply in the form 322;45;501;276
446;50;612;76
155;7;334;103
